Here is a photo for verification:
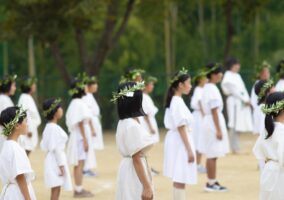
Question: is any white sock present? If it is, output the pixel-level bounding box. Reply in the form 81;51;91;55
74;185;83;192
208;179;216;185
173;188;186;200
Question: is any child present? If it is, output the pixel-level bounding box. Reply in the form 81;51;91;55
275;59;284;91
190;72;207;174
66;78;95;198
163;68;197;200
253;92;284;199
40;98;72;200
0;106;36;199
113;81;154;200
0;75;17;151
200;63;229;192
251;62;271;135
18;77;41;156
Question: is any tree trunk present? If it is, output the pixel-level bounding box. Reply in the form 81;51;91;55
75;28;90;72
50;41;71;85
254;11;260;62
164;3;171;84
224;0;234;60
198;0;208;60
28;35;36;76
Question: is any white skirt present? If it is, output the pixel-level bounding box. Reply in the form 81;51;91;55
192;110;204;152
163;130;197;184
92;116;104;150
0;182;36;200
199;112;230;158
18;128;38;151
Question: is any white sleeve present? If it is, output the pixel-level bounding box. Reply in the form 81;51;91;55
253;136;266;160
207;86;222;109
172;100;189;127
222;82;248;102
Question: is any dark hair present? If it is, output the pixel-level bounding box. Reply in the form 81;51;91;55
254;80;273;105
165;73;190;108
20;78;32;93
264;92;284;139
0;106;27;127
0;80;13;94
206;62;223;79
117;82;145;119
225;57;239;70
70;79;86;99
43;98;62;121
276;59;284;78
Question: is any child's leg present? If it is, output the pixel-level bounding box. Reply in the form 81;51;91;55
51;186;61;200
196;152;202;165
206;158;217;184
74;160;85;192
173;182;186;200
25;150;31;157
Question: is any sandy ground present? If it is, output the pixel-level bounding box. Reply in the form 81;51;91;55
1;131;260;200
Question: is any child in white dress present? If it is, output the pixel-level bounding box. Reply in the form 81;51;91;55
18;77;41;156
66;78;95;198
40;98;72;200
163;68;197;200
0;75;17;151
0;106;36;200
275;60;284;91
200;63;229;192
190;72;207;173
254;92;284;200
113;81;154;200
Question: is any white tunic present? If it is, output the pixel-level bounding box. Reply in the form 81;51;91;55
275;79;284;91
0;94;14;152
140;93;159;143
18;93;41;151
66;98;96;170
115;118;154;200
200;83;230;158
253;122;284;200
190;86;204;152
221;71;253;132
163;96;197;184
0;140;36;200
40;123;72;190
82;93;104;150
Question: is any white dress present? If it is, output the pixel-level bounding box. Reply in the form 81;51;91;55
253;122;284;200
140;93;159;143
221;71;253;132
18;93;41;151
163;96;197;184
40;123;72;190
0;140;36;200
115;118;154;200
66;98;96;170
190;86;204;152
82;93;104;150
0;94;14;152
275;79;284;91
200;83;230;158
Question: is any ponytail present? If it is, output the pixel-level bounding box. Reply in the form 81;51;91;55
265;114;274;139
165;85;174;108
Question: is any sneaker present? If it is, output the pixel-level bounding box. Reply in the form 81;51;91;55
74;189;94;198
151;168;160;176
83;170;97;177
204;182;228;192
197;165;207;174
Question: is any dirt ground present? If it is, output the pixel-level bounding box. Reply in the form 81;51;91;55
1;131;260;200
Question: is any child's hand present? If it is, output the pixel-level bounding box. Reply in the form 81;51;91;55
59;166;65;176
150;127;156;134
216;130;223;140
83;139;89;152
27;132;32;138
92;131;96;137
187;150;195;163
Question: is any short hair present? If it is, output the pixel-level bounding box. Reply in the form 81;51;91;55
70;79;86;99
0;106;27;127
42;98;62;121
206;62;223;79
225;57;240;70
0;81;13;94
117;82;145;119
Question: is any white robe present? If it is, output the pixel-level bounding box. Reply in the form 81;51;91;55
163;96;197;184
221;71;253;132
115;118;154;200
0;140;36;200
200;83;230;158
40;123;72;190
18;93;41;151
66;98;96;170
82;93;104;150
190;86;204;152
0;94;14;152
253;122;284;200
275;79;284;91
140;93;159;143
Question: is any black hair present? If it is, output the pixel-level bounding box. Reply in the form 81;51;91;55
254;80;272;105
0;106;27;127
20;78;32;93
70;79;86;99
165;73;190;108
117;82;145;119
206;62;223;79
224;57;239;70
276;59;284;78
43;98;62;121
264;92;284;139
87;80;97;86
0;79;13;94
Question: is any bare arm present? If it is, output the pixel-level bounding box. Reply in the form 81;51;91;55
16;174;32;200
144;116;155;134
211;108;222;140
178;125;194;162
198;100;205;116
79;121;88;152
